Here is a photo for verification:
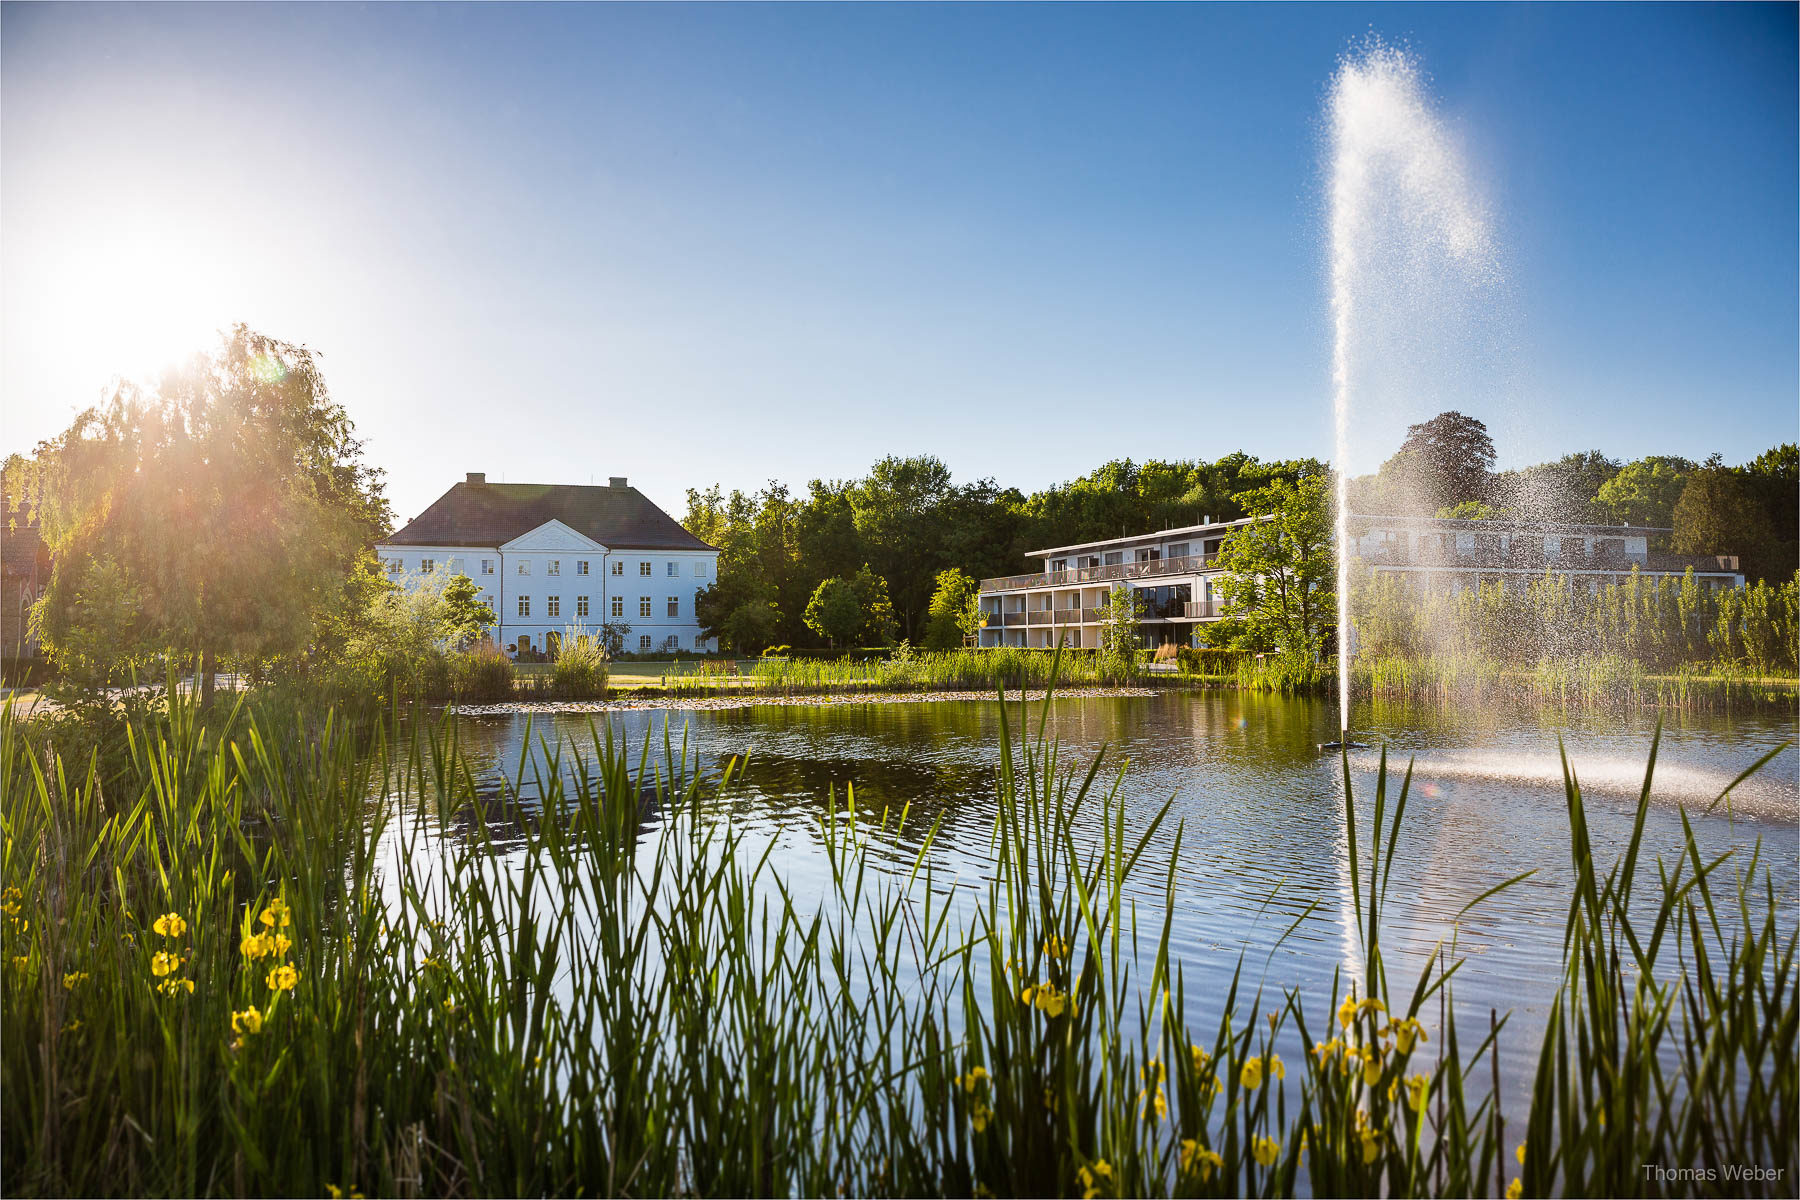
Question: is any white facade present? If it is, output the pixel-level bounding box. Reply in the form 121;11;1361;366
376;487;720;657
976;513;1745;649
977;519;1254;649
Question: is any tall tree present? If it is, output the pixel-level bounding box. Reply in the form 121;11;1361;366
1213;472;1336;659
1373;411;1496;514
1595;456;1695;530
924;568;982;650
846;455;953;640
1673;455;1780;582
28;326;388;700
803;577;861;649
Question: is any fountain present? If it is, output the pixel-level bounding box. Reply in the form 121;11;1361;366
1323;42;1500;747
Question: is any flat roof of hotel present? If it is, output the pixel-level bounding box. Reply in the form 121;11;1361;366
1027;517;1259;558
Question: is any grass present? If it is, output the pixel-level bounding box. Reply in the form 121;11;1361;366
1;666;1792;1197
1355;654;1799;712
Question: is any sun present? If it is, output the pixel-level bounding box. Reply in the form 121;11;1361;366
41;221;242;387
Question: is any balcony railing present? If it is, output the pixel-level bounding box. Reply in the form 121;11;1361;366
980;552;1220;593
1000;611;1027;627
1028;610;1052;625
1183;600;1220;619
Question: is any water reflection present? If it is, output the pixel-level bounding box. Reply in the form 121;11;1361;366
426;691;1797;1093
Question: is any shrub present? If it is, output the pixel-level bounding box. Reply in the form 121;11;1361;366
449;647;515;703
551;636;608;699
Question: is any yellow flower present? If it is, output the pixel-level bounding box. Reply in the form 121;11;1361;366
960;1065;988;1093
10;955;28;971
62;971;88;990
1180;1139;1223;1181
1241;1057;1263;1089
1506;1178;1522;1199
1403;1072;1429;1110
232;1007;263;1035
1516;1142;1527;1166
1077;1160;1113;1200
1389;1017;1427;1053
1042;933;1069;959
974;1185;995;1199
61;1019;81;1034
273;934;292;957
241;932;272;959
1359;1125;1382;1164
259;897;291;928
150;951;183;977
152;913;187;939
1268;1053;1286;1080
971;1102;994;1132
1361;1047;1383;1087
1190;1043;1211;1073
266;963;298;991
1138;1086;1167;1122
156;976;195;996
1020;984;1035;1006
1358;997;1387;1019
1337;992;1358;1030
1252;1135;1280;1167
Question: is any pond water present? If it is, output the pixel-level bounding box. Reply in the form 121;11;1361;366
437;690;1797;1096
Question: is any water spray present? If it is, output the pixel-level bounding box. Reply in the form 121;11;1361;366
1321;42;1497;752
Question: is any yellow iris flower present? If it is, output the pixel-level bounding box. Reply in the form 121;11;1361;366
232;1007;263;1034
152;913;187;938
1252;1135;1280;1167
267;963;298;991
150;951;183;977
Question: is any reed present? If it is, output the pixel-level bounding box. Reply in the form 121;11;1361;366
1;672;1791;1197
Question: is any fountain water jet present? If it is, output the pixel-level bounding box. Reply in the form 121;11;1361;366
1325;44;1500;736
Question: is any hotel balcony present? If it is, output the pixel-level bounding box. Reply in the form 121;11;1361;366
979;552;1219;593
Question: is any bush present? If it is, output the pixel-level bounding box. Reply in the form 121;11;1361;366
551;637;608;699
449;647;515;703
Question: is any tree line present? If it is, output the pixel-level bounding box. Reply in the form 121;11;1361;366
4;328;1792;681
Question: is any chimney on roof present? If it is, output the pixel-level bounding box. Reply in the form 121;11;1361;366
609;476;628;488
466;472;486;485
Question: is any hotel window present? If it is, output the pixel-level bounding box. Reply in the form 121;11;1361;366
546;597;560;618
639;561;652;576
1167;543;1189;560
576;596;590;618
420;558;435;573
611;596;624;618
385;559;402;575
612;560;624;575
481;558;495;575
639;634;652;650
518;596;531;618
548;560;560;576
667;596;679;618
518;560;531;575
695;561;709;578
666;562;679;577
639;596;652;618
577;560;590;576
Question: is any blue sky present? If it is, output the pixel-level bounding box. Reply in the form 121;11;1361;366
3;3;1794;524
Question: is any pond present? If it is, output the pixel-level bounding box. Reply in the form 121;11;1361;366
431;690;1798;1097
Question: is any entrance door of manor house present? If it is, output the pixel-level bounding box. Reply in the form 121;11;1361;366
516;635;532;654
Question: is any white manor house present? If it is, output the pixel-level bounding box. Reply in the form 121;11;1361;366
377;474;720;656
977;513;1744;650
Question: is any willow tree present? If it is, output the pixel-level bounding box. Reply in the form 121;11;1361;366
27;326;387;702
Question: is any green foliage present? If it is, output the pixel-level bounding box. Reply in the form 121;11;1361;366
23;327;388;698
549;631;608;699
847;564;898;646
1096;587;1141;681
1370;410;1496;513
1674;453;1785;582
1215;472;1336;659
802;577;862;648
447;646;516;703
4;687;1789;1197
1594;455;1695;529
924;567;983;650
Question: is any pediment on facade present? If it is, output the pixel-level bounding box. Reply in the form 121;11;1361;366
501;520;608;553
